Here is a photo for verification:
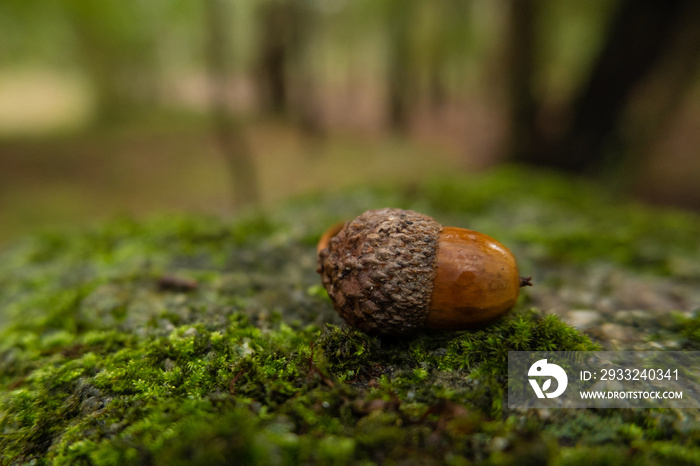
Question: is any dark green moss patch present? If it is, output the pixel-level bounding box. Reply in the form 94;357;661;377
319;310;596;414
2;167;700;464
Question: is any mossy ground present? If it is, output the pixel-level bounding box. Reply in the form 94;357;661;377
1;166;700;465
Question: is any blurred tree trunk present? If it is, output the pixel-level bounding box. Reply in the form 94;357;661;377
387;0;417;133
424;0;461;114
628;1;700;162
256;1;289;114
504;0;537;162
287;2;324;139
513;0;695;174
63;1;161;123
255;0;323;138
204;0;259;208
427;63;448;113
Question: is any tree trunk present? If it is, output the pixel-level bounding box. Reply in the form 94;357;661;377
515;0;693;174
63;1;160;124
256;1;292;115
287;1;324;139
504;0;537;162
204;0;260;208
627;1;700;162
387;0;416;133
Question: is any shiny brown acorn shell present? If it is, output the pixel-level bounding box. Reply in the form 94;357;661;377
316;208;528;335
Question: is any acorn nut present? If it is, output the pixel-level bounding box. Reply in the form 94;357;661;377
316;208;531;335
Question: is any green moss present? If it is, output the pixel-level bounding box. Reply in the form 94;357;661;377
318;309;596;417
1;166;700;464
667;311;700;348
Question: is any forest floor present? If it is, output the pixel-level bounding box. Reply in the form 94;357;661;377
1;167;700;464
0;116;472;246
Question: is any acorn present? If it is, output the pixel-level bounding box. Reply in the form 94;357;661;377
316;208;531;335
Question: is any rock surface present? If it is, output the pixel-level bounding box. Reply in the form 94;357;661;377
2;167;700;465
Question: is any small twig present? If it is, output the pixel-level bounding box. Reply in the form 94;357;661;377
307;340;336;387
229;370;247;395
157;275;198;293
308;341;315;376
1;453;25;466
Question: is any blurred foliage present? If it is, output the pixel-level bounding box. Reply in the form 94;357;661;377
0;0;623;125
1;0;700;240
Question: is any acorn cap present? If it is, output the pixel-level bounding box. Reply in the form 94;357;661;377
317;208;441;334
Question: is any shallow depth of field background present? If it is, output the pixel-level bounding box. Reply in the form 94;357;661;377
1;0;700;245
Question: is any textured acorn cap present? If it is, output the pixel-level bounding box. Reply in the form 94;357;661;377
317;208;441;334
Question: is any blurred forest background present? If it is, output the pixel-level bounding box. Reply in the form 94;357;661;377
1;0;700;245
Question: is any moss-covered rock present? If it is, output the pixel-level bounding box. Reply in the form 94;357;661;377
1;167;700;465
